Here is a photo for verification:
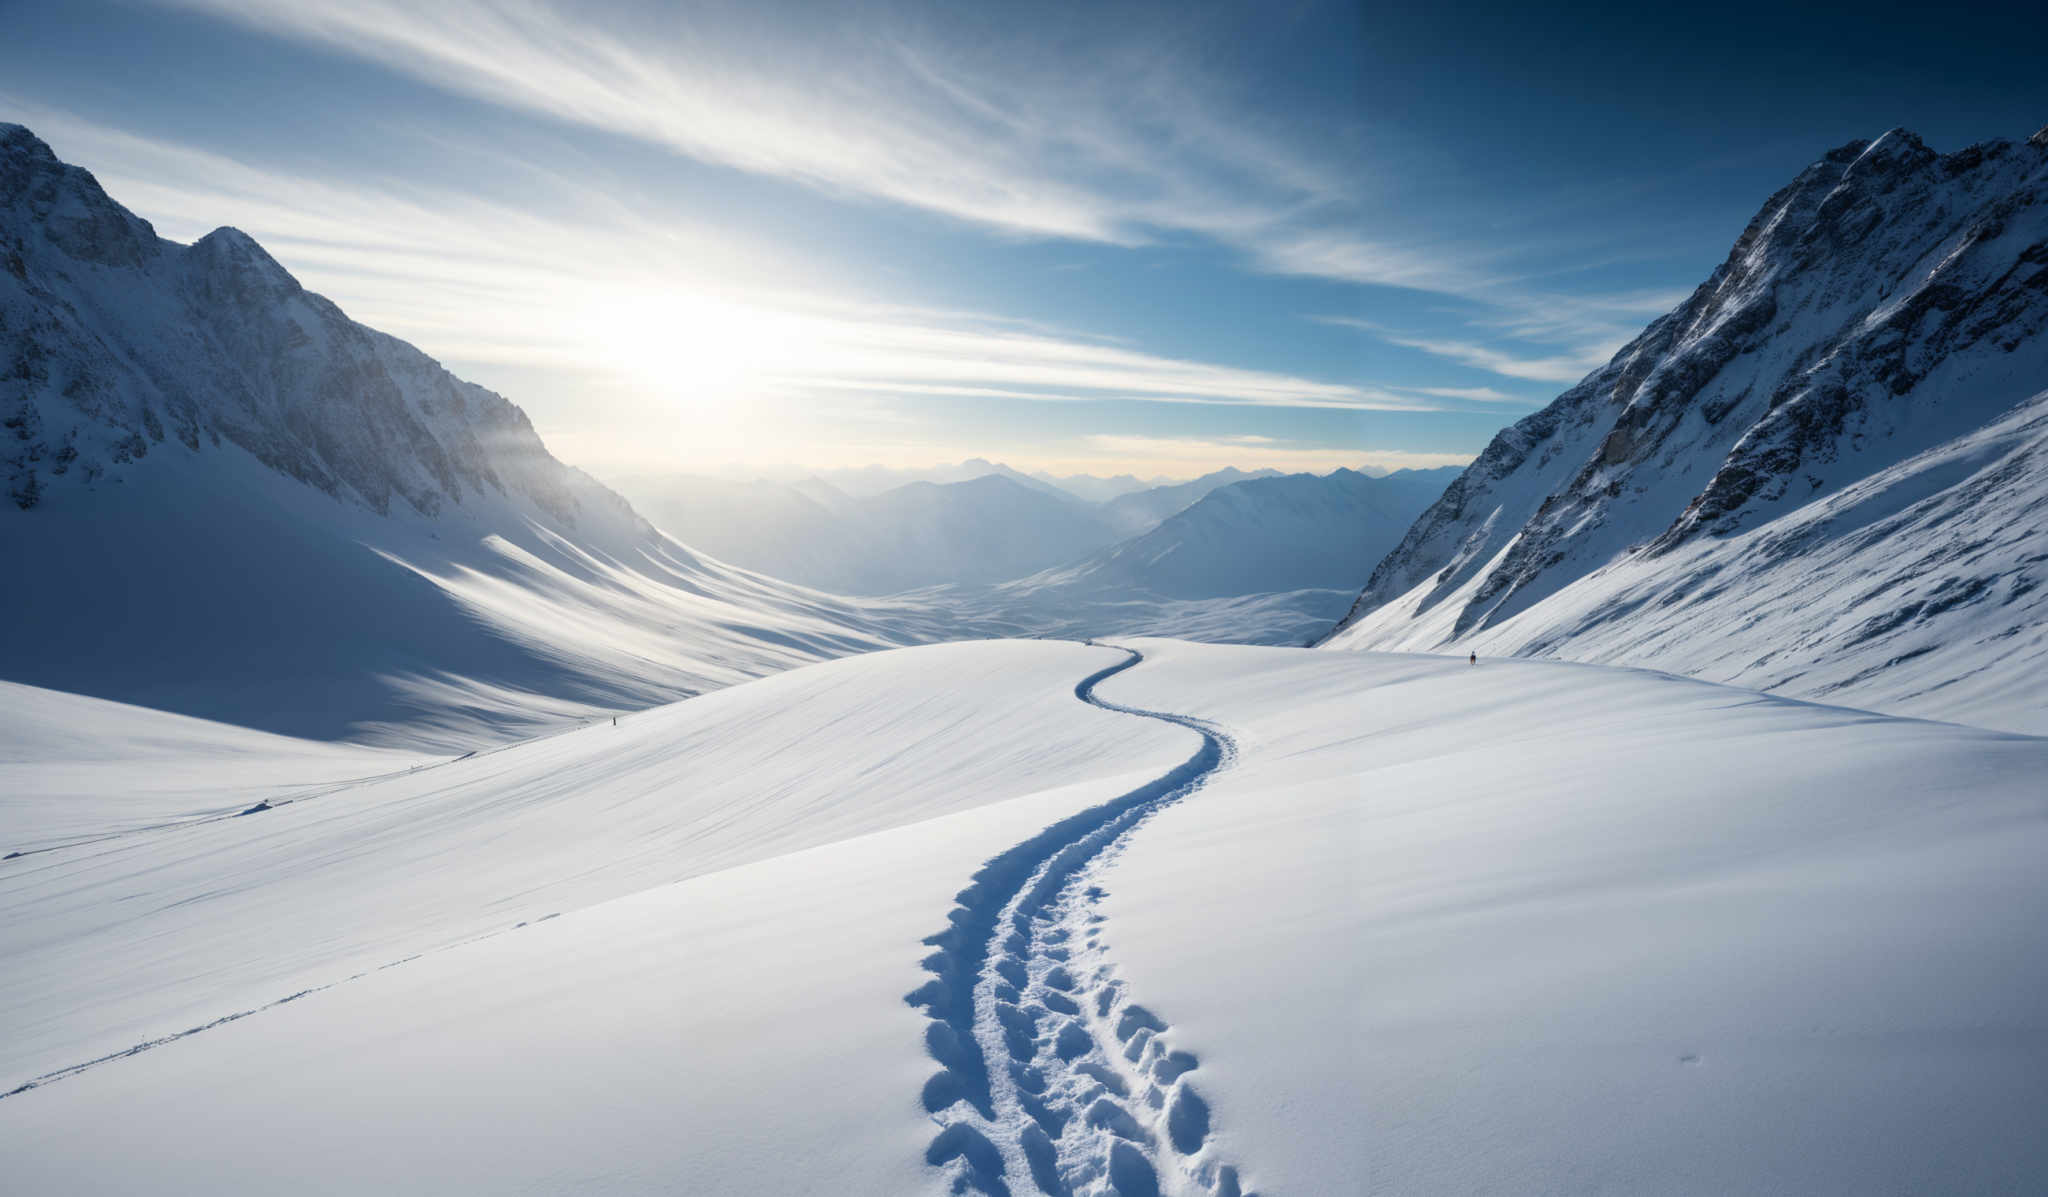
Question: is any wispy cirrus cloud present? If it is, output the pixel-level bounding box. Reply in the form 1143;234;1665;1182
136;0;1698;405
17;102;1454;450
1366;332;1617;385
1318;313;1634;387
151;0;1369;266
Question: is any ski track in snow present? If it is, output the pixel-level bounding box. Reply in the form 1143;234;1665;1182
0;732;592;1100
0;914;564;1103
909;644;1250;1197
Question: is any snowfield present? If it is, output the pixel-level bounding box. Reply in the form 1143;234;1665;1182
0;679;425;854
4;639;2045;1194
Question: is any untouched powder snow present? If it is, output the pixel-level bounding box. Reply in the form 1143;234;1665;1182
0;681;426;854
4;638;2045;1194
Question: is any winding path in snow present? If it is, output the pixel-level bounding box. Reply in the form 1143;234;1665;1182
908;644;1251;1197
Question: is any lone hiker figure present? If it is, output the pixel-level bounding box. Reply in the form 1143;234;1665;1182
1469;651;1477;665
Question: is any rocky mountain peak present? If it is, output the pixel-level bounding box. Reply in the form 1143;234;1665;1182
0;124;159;269
0;124;600;530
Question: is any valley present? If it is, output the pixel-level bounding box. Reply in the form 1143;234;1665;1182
3;71;2045;1197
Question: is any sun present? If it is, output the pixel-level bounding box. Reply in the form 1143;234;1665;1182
575;287;808;404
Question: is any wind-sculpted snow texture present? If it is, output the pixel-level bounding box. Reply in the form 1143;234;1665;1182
910;646;1248;1197
0;124;952;745
1325;127;2048;732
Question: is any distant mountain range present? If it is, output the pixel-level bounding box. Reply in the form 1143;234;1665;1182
1093;467;1285;537
1324;127;2048;735
617;463;1327;597
623;471;1116;594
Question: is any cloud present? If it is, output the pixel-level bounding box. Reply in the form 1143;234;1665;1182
136;0;1698;400
152;0;1362;257
1401;385;1521;402
1368;333;1616;385
1251;231;1495;294
1316;315;1629;387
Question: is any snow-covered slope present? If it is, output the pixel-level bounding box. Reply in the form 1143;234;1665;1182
0;123;946;746
3;639;2043;1194
0;640;1192;1194
1096;641;2048;1194
1027;467;1457;600
0;681;425;854
1325;128;2048;734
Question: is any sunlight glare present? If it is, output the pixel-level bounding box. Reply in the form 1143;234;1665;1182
576;288;809;405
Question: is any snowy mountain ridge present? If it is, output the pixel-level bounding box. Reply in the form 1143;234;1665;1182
0;123;949;745
1325;127;2048;733
2;124;589;524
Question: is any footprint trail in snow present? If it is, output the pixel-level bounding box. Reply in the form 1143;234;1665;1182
908;644;1251;1197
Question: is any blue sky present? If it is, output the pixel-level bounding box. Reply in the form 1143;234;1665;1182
4;0;2043;478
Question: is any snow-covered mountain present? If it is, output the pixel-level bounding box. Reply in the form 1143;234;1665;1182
1095;466;1283;537
1325;127;2048;734
623;465;1309;599
904;469;1459;649
855;473;1120;588
0;124;949;746
1030;467;1459;600
808;457;1082;502
1028;468;1166;503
